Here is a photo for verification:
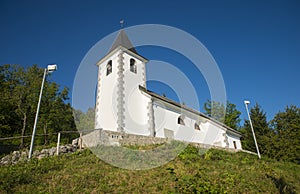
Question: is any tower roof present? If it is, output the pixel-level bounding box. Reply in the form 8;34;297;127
96;28;147;65
108;29;138;54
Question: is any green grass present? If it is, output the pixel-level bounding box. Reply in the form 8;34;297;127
0;144;299;193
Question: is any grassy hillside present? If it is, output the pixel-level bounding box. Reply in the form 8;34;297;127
0;145;299;193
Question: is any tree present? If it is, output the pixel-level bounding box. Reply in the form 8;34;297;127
73;107;95;131
224;103;241;130
203;100;241;130
13;65;44;147
38;82;60;145
204;100;225;123
270;105;300;162
0;65;21;139
0;64;76;147
44;87;77;144
240;103;271;154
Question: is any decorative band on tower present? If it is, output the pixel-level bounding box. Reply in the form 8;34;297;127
116;51;125;132
95;65;102;129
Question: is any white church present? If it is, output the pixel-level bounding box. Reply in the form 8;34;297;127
94;29;242;150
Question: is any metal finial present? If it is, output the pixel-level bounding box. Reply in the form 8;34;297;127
120;19;124;28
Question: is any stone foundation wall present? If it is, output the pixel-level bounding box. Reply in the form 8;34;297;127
0;144;78;165
82;129;167;147
81;130;248;154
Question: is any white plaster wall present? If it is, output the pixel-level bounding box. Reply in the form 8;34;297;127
190;122;221;146
227;133;242;150
153;103;197;142
95;51;120;131
153;101;232;147
123;52;149;135
202;122;226;147
154;103;179;138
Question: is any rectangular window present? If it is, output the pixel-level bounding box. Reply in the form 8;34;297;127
130;58;137;73
178;116;185;125
233;141;237;149
106;60;112;76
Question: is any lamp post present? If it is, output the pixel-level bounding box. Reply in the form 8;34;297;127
28;64;57;159
244;100;261;159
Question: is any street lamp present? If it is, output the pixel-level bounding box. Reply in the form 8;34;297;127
244;100;261;159
28;64;57;159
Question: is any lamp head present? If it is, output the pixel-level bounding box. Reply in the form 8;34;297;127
47;64;57;72
244;100;250;105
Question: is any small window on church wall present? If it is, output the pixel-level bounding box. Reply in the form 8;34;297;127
106;60;112;76
194;123;200;130
233;141;237;149
130;58;137;73
178;116;185;125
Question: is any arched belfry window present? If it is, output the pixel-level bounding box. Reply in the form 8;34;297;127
178;116;185;126
106;60;112;76
130;58;137;73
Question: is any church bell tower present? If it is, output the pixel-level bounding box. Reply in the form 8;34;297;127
95;29;151;135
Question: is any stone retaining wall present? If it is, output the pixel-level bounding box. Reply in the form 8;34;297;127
0;144;78;165
81;130;167;147
82;130;257;155
81;130;250;154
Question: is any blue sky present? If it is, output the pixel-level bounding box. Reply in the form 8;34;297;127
1;0;299;123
